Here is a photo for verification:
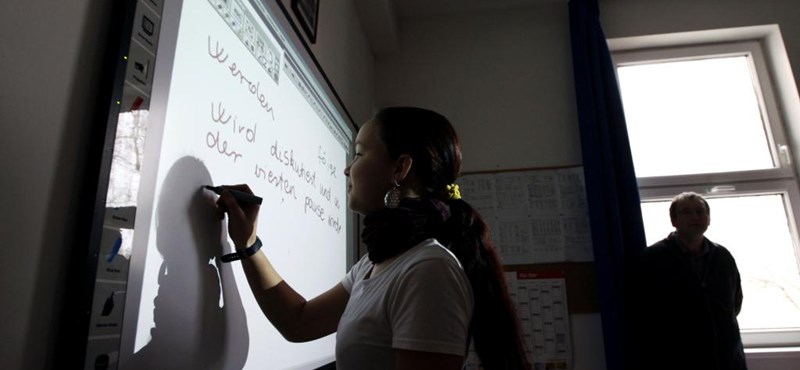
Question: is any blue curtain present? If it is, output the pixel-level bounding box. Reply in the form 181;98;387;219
568;1;646;369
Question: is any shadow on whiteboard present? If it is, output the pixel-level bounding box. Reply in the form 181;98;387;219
123;156;249;370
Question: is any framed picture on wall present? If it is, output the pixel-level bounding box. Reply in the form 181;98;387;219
291;0;319;43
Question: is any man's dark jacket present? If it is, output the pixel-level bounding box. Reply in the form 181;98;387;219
632;233;747;370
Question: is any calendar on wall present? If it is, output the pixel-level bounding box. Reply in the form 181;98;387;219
460;166;593;265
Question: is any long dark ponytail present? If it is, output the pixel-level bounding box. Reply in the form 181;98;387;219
374;107;530;369
446;199;529;369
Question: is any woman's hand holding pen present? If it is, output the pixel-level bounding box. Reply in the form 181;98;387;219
215;184;260;249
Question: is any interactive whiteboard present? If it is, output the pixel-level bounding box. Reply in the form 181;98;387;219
115;1;355;369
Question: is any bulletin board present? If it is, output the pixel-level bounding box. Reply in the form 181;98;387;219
460;166;598;369
459;166;598;313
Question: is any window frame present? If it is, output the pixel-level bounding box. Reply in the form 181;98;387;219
611;34;800;349
614;41;794;183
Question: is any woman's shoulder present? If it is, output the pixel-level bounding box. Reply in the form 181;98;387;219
388;239;469;285
342;253;374;292
402;238;461;266
351;253;374;275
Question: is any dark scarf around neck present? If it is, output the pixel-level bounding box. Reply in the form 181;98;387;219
361;197;451;263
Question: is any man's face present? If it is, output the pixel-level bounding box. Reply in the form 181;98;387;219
671;198;710;237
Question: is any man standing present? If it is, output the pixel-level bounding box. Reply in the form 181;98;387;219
634;192;747;370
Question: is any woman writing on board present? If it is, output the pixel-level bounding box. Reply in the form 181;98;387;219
215;107;529;369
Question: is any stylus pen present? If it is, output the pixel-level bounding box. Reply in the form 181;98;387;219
203;185;263;205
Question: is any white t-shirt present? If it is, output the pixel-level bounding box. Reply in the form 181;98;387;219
336;238;474;370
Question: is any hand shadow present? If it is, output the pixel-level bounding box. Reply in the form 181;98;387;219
124;156;249;370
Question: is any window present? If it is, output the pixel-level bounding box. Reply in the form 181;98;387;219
611;30;800;348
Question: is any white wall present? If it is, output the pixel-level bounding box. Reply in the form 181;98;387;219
279;0;376;124
600;0;800;84
0;1;374;369
376;3;582;173
0;1;117;368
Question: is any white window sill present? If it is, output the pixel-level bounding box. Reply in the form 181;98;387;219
745;347;800;359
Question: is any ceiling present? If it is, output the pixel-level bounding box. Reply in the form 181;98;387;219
354;0;560;57
392;0;560;18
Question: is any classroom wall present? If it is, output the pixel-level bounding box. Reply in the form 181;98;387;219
376;3;582;173
0;1;374;369
4;0;798;369
0;1;117;369
600;0;800;84
279;0;376;124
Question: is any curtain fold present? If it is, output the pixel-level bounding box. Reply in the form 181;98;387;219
568;1;646;369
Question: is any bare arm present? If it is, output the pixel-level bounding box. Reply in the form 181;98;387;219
216;184;349;342
241;251;349;341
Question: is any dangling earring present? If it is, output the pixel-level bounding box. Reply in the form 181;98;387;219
384;180;401;208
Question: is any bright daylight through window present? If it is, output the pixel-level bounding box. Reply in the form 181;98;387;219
613;37;800;347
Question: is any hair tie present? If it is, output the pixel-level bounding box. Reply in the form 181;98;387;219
446;183;461;200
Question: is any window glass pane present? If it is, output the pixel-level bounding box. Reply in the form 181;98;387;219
618;56;774;177
641;194;800;331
